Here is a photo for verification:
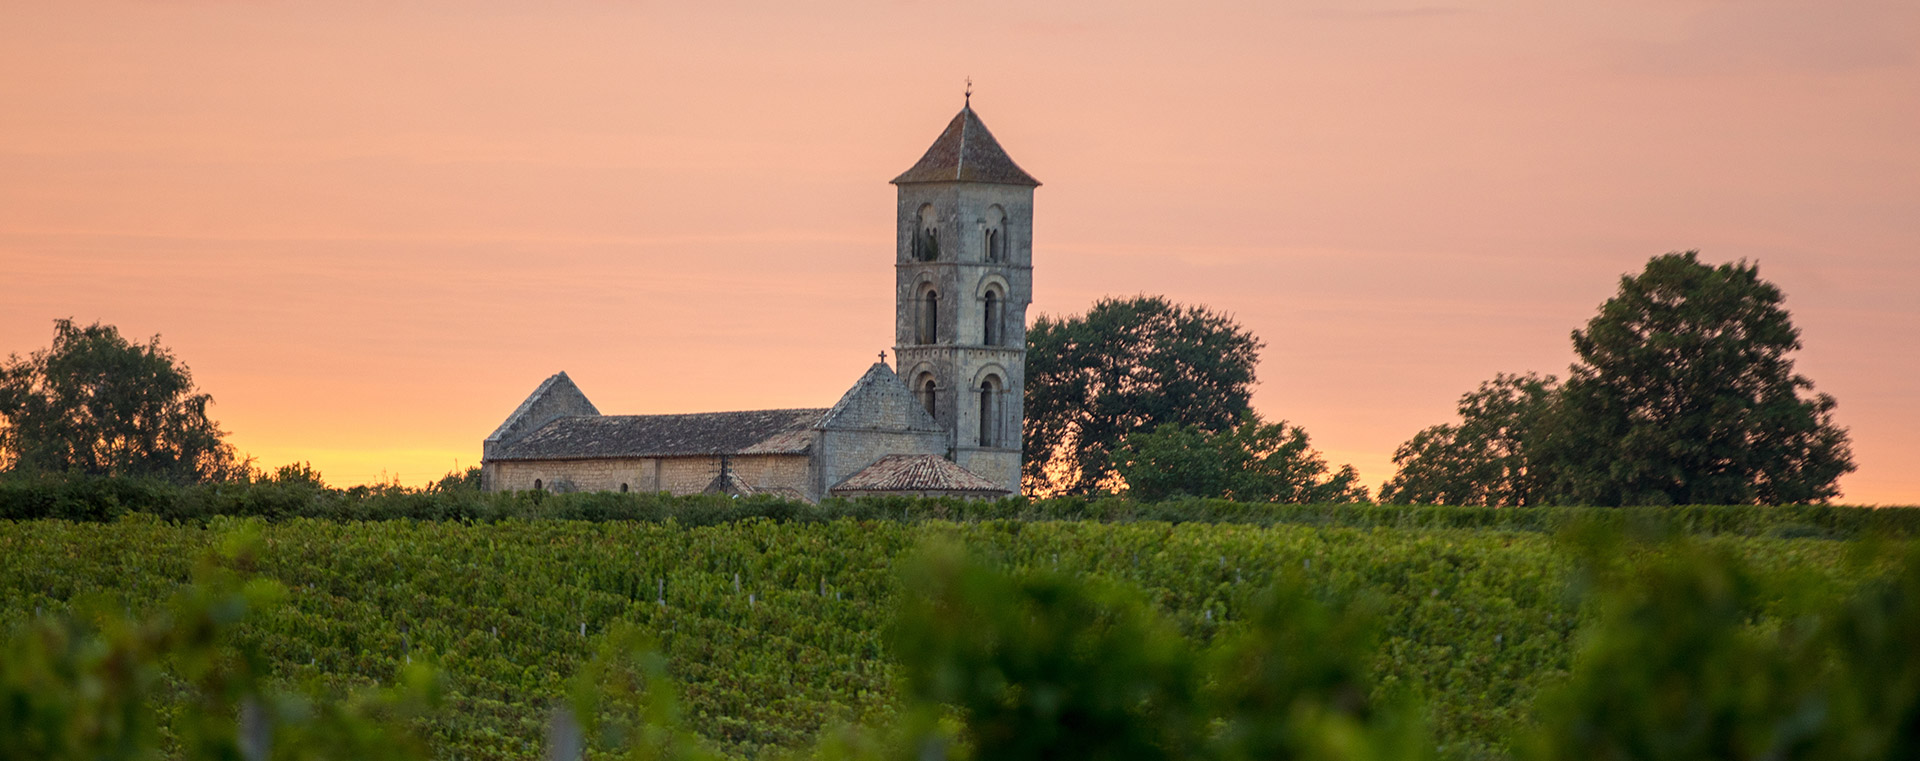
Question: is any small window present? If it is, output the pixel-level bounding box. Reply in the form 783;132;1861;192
985;205;1007;262
914;205;940;262
620;483;629;493
533;478;543;491
982;291;1001;346
919;375;938;417
979;377;1000;447
918;289;939;344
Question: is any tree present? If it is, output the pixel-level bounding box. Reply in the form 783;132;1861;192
1024;296;1264;495
427;465;482;493
1543;252;1853;505
0;319;241;483
1379;373;1558;506
1116;415;1369;503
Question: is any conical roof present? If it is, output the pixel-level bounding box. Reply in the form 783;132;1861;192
892;105;1040;187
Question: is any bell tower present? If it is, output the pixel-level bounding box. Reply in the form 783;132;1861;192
890;101;1039;493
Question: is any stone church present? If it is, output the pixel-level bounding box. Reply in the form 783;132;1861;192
479;103;1038;501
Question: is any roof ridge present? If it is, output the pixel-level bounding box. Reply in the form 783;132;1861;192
597;407;830;420
955;105;968;179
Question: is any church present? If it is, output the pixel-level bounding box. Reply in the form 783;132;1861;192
478;103;1038;501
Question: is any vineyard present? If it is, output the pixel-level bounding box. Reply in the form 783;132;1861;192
0;513;1895;760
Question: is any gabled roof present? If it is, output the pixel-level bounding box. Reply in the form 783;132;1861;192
818;362;944;432
489;408;828;461
486;371;599;445
891;105;1041;187
831;454;1009;495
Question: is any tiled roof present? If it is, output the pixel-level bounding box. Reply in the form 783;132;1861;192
891;106;1040;187
831;454;1008;495
489;408;828;461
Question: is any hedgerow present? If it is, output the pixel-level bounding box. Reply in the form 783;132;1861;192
1;473;1914;538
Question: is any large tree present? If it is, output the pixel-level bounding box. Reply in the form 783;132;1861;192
0;319;241;483
1023;296;1263;495
1378;373;1558;506
1543;252;1853;505
1115;414;1368;503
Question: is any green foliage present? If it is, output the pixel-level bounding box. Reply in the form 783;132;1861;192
1206;583;1432;761
1545;252;1855;505
428;466;483;494
1384;253;1855;506
1380;374;1558;506
0;525;438;761
1820;542;1920;760
1526;532;1920;761
0;319;242;484
884;543;1431;761
1527;535;1827;760
0;518;1585;760
889;542;1206;761
566;625;718;761
1;474;1917;538
1117;415;1368;503
1024;296;1264;495
7;517;1919;761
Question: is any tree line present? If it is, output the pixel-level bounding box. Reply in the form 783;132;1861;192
1024;251;1852;506
0;251;1857;506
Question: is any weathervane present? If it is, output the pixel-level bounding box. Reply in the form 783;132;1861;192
965;77;972;105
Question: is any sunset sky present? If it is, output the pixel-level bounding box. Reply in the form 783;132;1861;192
3;1;1915;503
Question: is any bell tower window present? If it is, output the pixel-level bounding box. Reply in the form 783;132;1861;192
918;374;938;417
982;291;1001;346
913;204;940;262
918;288;939;344
984;205;1006;263
978;376;1001;447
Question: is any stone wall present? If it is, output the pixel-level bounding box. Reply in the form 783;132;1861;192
953;447;1021;493
488;454;810;496
812;428;950;500
891;178;1033;496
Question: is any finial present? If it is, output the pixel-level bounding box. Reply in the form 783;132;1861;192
964;77;971;106
879;350;888;365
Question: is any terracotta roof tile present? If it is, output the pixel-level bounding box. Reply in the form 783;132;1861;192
831;454;1008;495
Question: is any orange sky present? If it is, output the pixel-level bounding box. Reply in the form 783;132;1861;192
3;1;1915;503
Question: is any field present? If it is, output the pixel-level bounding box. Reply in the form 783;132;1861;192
0;509;1888;760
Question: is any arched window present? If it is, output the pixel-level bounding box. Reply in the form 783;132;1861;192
984;206;1006;262
918;289;939;344
913;205;940;262
620;483;629;493
918;375;938;417
982;290;1001;346
533;478;543;491
979;376;1000;447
